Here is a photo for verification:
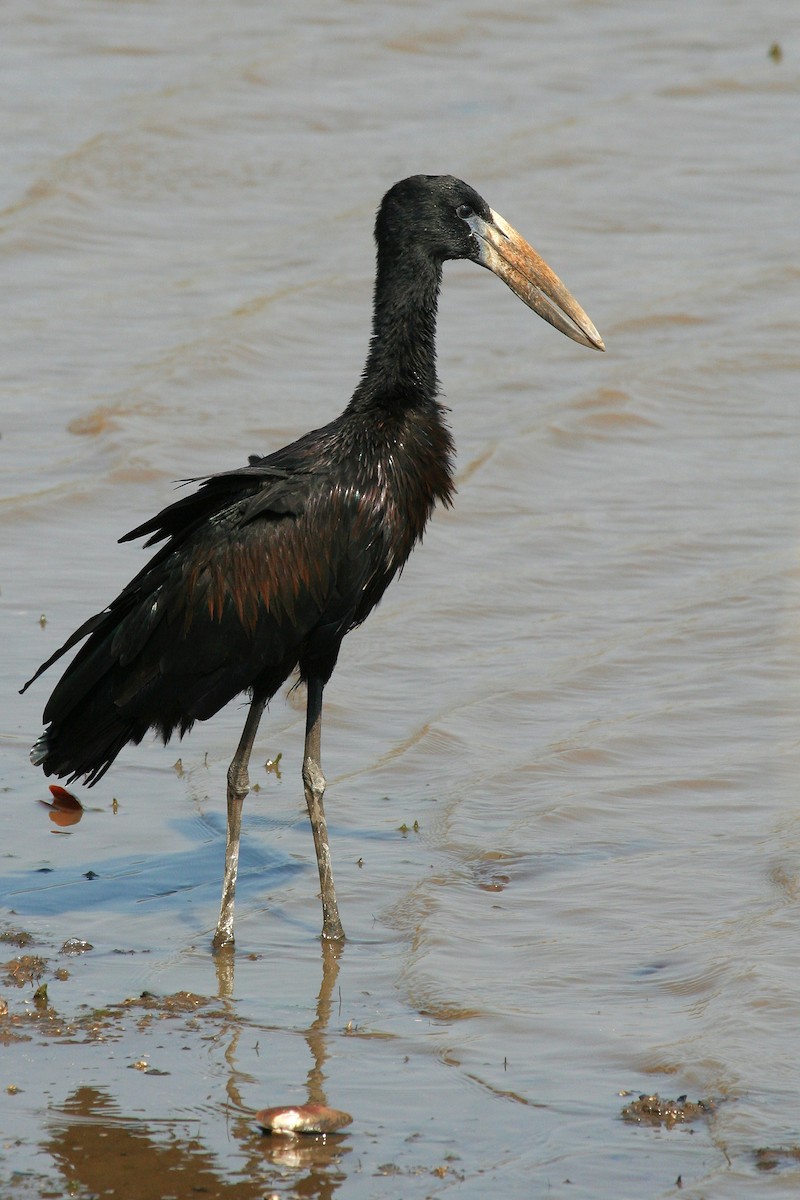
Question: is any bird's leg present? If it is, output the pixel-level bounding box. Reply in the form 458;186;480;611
302;677;345;942
212;695;266;951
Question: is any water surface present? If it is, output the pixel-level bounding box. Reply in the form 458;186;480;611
2;2;800;1196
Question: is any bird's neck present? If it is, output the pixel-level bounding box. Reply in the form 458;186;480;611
348;250;442;415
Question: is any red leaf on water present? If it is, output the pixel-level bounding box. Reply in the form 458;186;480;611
39;785;84;827
48;785;83;810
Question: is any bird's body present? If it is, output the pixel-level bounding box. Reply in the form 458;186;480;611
23;174;603;948
31;401;454;786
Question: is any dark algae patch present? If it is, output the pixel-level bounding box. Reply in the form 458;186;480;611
755;1146;800;1172
621;1093;717;1128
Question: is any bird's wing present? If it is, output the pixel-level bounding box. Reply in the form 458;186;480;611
24;460;367;733
119;461;311;548
21;463;313;692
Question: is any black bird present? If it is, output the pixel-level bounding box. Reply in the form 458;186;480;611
22;175;603;949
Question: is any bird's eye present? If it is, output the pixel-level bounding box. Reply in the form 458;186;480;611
456;204;474;220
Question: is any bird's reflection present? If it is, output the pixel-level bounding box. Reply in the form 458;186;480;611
46;1086;258;1200
43;942;350;1200
305;939;342;1107
224;939;350;1187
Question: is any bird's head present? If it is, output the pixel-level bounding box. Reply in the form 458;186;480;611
377;175;604;352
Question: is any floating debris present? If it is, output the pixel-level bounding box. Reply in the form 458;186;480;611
2;955;48;987
120;990;212;1016
40;785;84;828
60;939;93;956
264;751;282;777
755;1145;800;1171
621;1093;716;1128
255;1103;352;1135
768;42;782;63
0;930;34;949
48;785;81;808
129;1058;170;1076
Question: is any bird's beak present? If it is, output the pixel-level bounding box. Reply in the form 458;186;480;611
468;209;605;351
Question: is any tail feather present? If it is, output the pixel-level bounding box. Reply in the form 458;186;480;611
30;731;49;768
30;668;159;786
24;610;290;787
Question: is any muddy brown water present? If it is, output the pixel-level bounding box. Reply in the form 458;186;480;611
3;2;800;1197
